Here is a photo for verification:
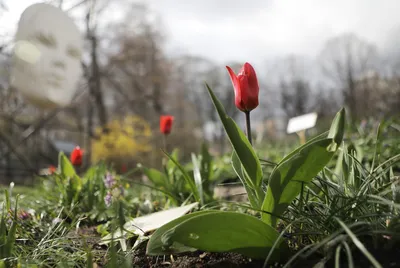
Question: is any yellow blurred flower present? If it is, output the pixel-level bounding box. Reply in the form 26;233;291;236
91;115;152;163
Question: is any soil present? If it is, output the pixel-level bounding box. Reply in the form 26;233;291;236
131;241;269;268
76;224;400;268
129;236;400;268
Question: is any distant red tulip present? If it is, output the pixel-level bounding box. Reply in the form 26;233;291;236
121;164;127;173
160;115;174;135
226;62;259;112
70;146;83;166
49;165;57;174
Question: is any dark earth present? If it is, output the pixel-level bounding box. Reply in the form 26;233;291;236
129;236;400;268
74;225;400;268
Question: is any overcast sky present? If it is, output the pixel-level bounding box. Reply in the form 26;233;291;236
1;0;400;68
149;0;400;66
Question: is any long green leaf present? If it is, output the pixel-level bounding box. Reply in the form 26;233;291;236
279;130;329;164
163;150;200;202
206;83;262;188
262;138;335;226
200;143;213;181
86;250;93;268
231;151;261;208
146;210;218;255
335;218;383;268
191;153;204;205
59;152;82;203
5;195;18;257
0;202;6;258
128;181;179;203
59;151;76;178
328;108;345;144
161;211;284;260
142;167;169;189
4;190;10;211
261;109;345;227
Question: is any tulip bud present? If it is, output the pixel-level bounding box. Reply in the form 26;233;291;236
70;146;83;166
49;165;57;174
226;62;259;112
160;115;174;135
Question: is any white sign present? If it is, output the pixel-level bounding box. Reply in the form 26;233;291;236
287;112;318;134
10;3;83;109
100;202;199;250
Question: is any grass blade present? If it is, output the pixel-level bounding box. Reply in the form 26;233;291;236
335;218;383;268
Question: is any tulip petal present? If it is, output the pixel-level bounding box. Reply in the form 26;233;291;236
226;66;244;111
243;62;259;94
160;115;174;134
238;74;249;110
226;66;240;91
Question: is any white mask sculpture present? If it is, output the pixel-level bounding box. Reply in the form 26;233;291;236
10;3;83;109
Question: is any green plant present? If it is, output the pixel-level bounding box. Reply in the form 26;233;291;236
145;84;346;261
269;119;400;267
0;191;18;262
44;152;131;223
139;143;221;206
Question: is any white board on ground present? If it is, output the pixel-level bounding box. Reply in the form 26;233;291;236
100;202;199;250
287;113;318;134
10;3;83;109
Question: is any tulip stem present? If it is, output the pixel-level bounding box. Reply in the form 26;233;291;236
163;134;167;152
245;111;252;145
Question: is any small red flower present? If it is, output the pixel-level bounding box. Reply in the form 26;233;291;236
70;146;83;166
49;165;57;174
121;164;127;173
226;62;259;112
160;115;174;135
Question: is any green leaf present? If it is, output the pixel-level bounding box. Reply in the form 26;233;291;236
262;139;335;226
146;210;218;255
200;143;213;182
327;108;346;152
5;195;18;257
0;202;6;258
231;151;261;208
163;150;200;202
160;211;283;260
129;181;179;203
58;151;82;204
335;218;383;268
59;151;76;178
261;109;345;227
280;130;329;164
142;167;169;188
166;149;180;173
86;249;94;268
206;83;262;188
4;190;10;211
191;153;204;205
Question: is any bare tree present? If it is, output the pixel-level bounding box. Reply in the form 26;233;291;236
318;33;379;121
280;79;310;119
103;3;168;121
275;55;313;119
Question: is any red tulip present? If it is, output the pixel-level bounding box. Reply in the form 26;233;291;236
226;62;259;112
70;146;83;166
160;115;174;135
49;165;57;174
121;164;127;173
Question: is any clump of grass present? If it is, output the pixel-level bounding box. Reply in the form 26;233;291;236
277;119;400;267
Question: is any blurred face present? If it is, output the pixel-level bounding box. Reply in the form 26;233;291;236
11;4;83;109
